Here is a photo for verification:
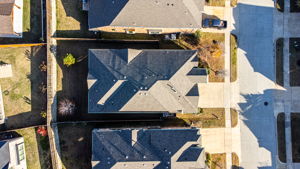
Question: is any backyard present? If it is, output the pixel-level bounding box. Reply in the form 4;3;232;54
15;127;52;169
0;46;47;129
56;0;98;37
276;38;284;86
291;113;300;162
277;113;286;163
289;38;300;86
177;32;225;82
0;0;43;44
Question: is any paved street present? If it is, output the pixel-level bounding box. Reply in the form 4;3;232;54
234;0;277;168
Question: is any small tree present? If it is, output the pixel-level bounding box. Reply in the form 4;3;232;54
63;53;76;67
58;98;75;116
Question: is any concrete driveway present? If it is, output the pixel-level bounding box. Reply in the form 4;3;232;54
233;0;278;168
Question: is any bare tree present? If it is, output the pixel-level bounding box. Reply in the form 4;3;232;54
58;99;75;116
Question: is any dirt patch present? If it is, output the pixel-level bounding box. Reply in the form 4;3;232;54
205;0;225;7
210;153;226;169
230;34;238;82
0;46;47;130
277;113;286;163
231;108;238;127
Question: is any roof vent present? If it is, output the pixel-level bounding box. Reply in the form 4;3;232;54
143;155;146;159
125;155;129;159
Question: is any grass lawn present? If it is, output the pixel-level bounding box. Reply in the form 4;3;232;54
56;0;98;38
232;152;240;169
277;113;286;163
0;0;42;44
290;0;300;12
209;153;226;169
230;34;238;82
205;0;225;7
175;108;225;128
177;32;225;82
289;38;300;86
16;127;52;169
231;108;238;127
276;38;284;86
231;0;238;7
276;0;284;12
291;113;300;162
0;46;47;129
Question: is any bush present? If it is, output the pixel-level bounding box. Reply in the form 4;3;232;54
58;99;76;116
63;53;76;67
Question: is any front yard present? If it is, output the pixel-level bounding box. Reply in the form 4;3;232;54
0;46;47;129
177;32;225;82
15;127;52;169
175;108;225;128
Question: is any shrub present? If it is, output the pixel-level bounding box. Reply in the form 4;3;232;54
63;53;76;67
58;98;76;116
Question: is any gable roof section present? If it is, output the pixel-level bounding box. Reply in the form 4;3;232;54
88;49;201;113
0;141;10;169
88;0;205;29
91;128;206;169
0;0;15;35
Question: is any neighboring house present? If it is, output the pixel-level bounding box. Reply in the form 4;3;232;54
88;0;205;34
0;136;27;169
87;49;208;114
91;128;207;169
0;64;12;124
0;0;23;38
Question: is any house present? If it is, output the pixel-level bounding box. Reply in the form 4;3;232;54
91;128;207;169
0;0;23;38
87;49;208;114
0;136;27;169
88;0;205;34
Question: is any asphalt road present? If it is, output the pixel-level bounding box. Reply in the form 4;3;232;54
234;0;278;168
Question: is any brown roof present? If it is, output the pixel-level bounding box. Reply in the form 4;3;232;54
0;0;15;35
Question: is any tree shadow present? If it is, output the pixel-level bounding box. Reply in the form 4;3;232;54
0;0;44;44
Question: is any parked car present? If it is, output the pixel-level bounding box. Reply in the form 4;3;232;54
202;18;227;29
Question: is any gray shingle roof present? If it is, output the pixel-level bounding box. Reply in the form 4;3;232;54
88;0;205;30
88;49;203;113
0;141;10;169
0;0;15;35
91;128;206;169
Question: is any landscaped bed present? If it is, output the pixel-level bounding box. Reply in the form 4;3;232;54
276;38;284;86
291;113;300;162
175;108;225;128
289;38;300;86
16;127;52;169
205;0;225;7
0;0;42;44
277;113;286;163
232;152;240;169
231;108;238;127
0;46;47;129
177;32;225;82
230;34;238;82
